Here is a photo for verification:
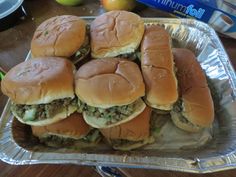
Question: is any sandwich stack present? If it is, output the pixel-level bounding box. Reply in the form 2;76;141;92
1;11;215;151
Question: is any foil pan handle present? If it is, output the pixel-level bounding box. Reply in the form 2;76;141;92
95;166;128;177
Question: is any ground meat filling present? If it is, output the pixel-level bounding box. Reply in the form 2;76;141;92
172;100;200;128
82;129;101;143
71;28;90;64
40;135;76;147
110;139;145;147
117;51;141;61
153;109;170;114
77;98;138;124
11;98;77;122
40;129;101;147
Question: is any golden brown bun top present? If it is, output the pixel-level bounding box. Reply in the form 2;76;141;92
31;15;86;57
173;48;214;127
75;58;145;107
1;57;75;104
100;106;152;141
173;48;208;91
31;112;91;139
141;25;178;109
90;10;144;58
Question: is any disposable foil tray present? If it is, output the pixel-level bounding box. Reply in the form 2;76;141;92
0;18;236;173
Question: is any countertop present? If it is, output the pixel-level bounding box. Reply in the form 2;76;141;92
0;0;236;176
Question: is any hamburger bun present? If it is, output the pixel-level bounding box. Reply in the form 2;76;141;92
100;106;154;150
171;48;214;132
1;57;75;105
31;112;91;139
31;15;86;58
141;25;178;110
1;57;77;126
75;58;145;108
90;10;144;58
100;106;152;140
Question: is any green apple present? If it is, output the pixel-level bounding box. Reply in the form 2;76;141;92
55;0;83;6
101;0;136;11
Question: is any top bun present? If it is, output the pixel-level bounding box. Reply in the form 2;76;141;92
75;58;145;108
100;106;152;141
1;57;75;105
90;10;144;58
31;112;91;139
31;15;86;57
141;25;178;110
173;48;214;127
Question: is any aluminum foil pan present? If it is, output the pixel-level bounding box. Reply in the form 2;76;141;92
0;18;236;173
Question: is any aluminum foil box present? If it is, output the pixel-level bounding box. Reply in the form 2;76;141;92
137;0;236;39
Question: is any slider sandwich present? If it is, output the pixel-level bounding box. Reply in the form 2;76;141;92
75;58;146;128
31;15;89;63
171;48;214;132
32;112;101;147
90;10;144;60
1;57;77;126
141;25;178;113
100;107;154;151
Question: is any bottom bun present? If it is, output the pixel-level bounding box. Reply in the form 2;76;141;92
170;110;202;133
13;105;77;126
31;112;91;139
83;99;146;128
107;136;155;151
